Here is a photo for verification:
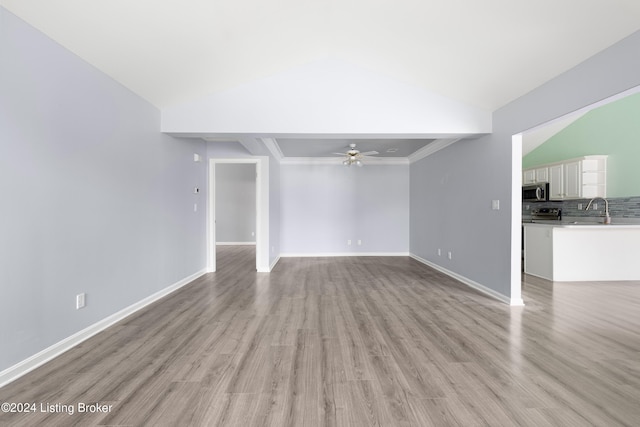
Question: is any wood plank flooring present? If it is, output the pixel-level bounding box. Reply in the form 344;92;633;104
1;246;640;426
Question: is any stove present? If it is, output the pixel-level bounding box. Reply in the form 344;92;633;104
529;208;562;222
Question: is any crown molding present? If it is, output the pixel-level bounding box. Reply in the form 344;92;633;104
280;157;409;166
408;138;462;163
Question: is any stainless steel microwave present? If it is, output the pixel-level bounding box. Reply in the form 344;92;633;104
522;183;549;202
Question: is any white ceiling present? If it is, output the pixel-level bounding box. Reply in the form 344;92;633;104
2;0;640;111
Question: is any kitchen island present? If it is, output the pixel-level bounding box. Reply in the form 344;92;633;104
523;222;640;281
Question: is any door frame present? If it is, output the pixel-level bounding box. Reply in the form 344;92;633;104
510;84;640;304
208;158;268;272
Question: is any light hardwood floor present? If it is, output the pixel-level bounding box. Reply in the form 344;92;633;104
1;246;640;426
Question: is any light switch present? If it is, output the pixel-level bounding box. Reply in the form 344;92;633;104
76;293;86;309
492;200;500;210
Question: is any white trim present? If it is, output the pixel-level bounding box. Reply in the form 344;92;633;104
207;160;216;272
509;84;640;306
409;254;521;306
269;255;281;271
408;138;462;163
0;269;207;389
510;134;524;306
260;137;284;162
209;158;269;273
280;252;410;257
520;85;640;135
280;157;409;166
216;242;256;245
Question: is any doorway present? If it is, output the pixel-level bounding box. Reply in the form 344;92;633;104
208;159;264;272
510;85;640;301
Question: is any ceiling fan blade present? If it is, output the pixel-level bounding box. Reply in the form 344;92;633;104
359;151;379;156
332;152;348;156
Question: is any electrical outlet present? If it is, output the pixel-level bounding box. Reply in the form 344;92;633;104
578;203;583;210
347;240;351;246
592;203;598;210
76;293;86;310
357;240;362;246
193;203;198;212
448;251;452;260
492;200;500;210
525;204;530;210
251;231;255;237
437;248;441;256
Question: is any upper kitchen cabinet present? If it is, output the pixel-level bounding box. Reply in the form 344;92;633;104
523;167;549;184
563;160;581;199
526;156;607;200
548;164;564;200
580;156;608;198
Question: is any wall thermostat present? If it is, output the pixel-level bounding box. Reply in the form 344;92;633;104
194;187;200;194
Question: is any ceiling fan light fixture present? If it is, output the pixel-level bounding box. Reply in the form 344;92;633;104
336;143;378;167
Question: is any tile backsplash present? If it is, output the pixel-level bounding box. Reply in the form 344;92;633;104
523;196;640;219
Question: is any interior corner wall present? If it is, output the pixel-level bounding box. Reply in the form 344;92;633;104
0;8;207;373
280;164;409;255
410;30;640;301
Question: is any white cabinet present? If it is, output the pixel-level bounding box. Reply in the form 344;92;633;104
563;161;581;199
524;225;553;279
581;157;608;198
532;156;607;200
523;169;536;184
523;166;549;184
524;223;640;281
548;164;564;200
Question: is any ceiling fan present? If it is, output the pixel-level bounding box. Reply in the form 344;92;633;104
333;143;379;166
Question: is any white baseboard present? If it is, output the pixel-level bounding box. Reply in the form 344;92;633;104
280;252;410;257
409;254;517;306
269;255;281;271
216;242;256;245
0;269;207;389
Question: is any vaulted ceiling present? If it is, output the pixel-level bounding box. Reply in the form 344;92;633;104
3;1;640;160
2;0;640;111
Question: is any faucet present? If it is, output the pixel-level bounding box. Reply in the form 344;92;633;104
585;197;611;224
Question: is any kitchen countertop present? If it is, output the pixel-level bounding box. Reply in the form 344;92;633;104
522;220;640;229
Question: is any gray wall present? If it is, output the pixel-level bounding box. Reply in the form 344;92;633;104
410;30;640;299
281;164;409;254
215;164;256;243
0;8;207;372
